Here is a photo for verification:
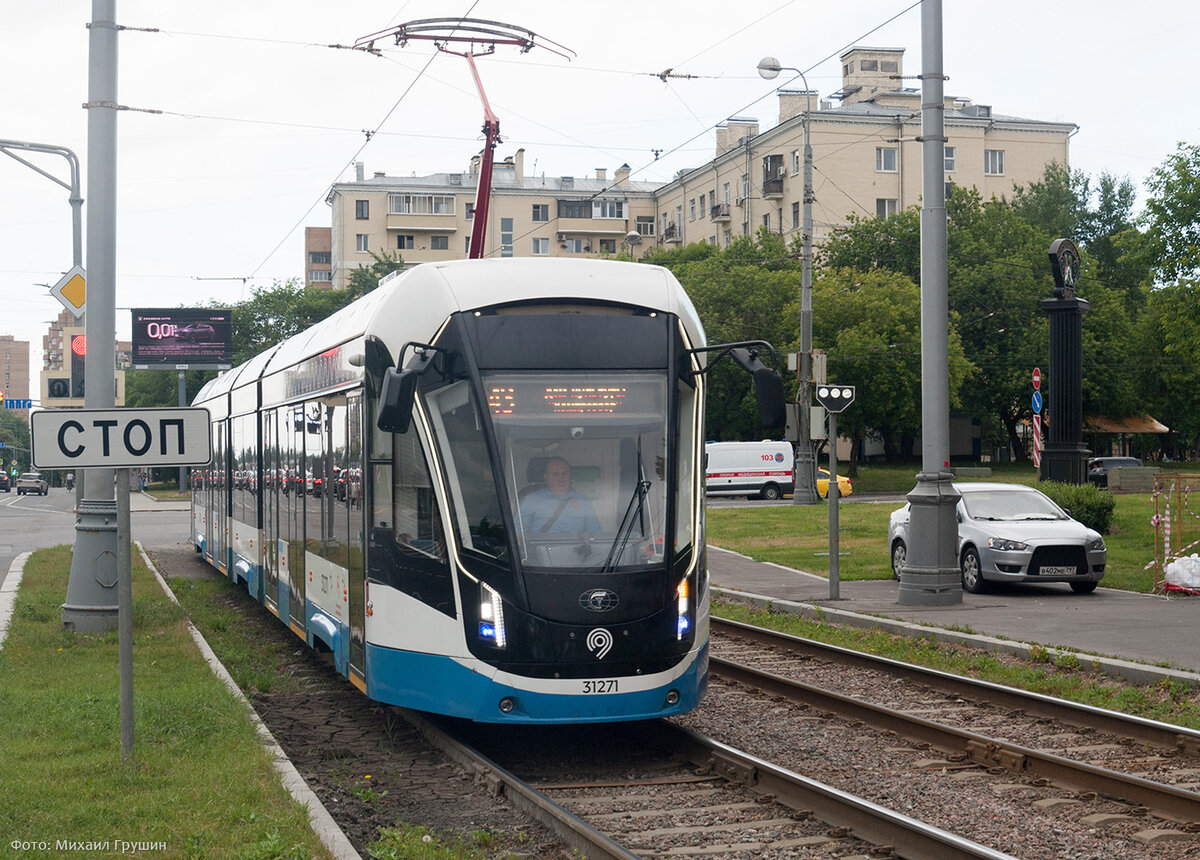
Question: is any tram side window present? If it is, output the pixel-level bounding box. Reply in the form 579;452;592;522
424;379;507;559
675;378;697;555
368;423;453;618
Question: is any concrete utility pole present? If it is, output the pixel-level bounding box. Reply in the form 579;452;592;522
63;0;120;632
898;0;962;606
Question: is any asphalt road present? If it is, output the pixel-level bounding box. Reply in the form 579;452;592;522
0;489;190;588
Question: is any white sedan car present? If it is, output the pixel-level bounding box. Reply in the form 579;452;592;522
888;483;1106;594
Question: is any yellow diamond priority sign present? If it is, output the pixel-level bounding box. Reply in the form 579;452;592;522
50;265;86;318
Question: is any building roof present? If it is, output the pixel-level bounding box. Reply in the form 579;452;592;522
335;169;660;195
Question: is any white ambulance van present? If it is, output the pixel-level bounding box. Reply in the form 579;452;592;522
705;441;794;500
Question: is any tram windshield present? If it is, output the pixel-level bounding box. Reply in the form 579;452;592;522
484;371;669;570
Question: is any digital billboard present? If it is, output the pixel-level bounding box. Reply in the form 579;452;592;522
131;308;233;368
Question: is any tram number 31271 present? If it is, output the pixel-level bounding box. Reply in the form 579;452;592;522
582;679;619;694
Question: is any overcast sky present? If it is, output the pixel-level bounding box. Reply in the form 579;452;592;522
3;1;1197;399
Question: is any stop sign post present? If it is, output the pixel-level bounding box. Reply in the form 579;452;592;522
814;386;855;599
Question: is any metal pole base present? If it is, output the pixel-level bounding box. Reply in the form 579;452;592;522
792;445;819;505
61;498;120;633
897;470;962;606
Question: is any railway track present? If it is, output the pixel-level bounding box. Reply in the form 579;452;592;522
423;711;1015;859
707;616;1200;846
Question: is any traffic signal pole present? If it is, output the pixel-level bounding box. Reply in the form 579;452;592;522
63;0;120;633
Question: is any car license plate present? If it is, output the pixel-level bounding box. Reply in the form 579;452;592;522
1040;565;1076;576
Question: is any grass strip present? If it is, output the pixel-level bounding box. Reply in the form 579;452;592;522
0;546;330;860
713;599;1200;730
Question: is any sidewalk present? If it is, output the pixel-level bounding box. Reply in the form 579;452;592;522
708;545;1200;685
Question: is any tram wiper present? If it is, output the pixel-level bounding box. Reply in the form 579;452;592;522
604;479;651;571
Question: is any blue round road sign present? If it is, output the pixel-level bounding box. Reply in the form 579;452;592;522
1032;391;1043;413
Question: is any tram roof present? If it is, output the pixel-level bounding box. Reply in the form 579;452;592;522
195;259;702;404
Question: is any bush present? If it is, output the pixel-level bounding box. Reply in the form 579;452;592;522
1037;481;1116;534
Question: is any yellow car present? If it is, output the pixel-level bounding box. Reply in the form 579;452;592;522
817;468;853;499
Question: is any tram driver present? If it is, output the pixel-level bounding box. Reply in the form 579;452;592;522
521;456;602;535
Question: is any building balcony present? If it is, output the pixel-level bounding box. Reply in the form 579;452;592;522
662;224;682;244
710;203;731;222
762;178;784;198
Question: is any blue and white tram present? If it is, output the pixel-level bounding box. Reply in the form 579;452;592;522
192;258;780;723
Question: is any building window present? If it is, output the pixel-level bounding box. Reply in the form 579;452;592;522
430;235;449;251
397;235;414;250
984;149;1005;175
699;193;706;215
689;199;696;221
465;203;475;220
532;204;549;222
792;201;801;230
876;147;898;172
723;182;731;204
355;199;369;219
876;198;899;219
388;193;455;215
740;174;749;201
532;237;549;255
309;270;332;282
763;213;771;231
593;200;624;219
500;217;514;258
309;251;331;264
599;238;616;254
860;59;878;71
791;149;801;174
636;216;655;236
564;238;584;253
355;234;369;252
944;145;956;172
558;200;589;219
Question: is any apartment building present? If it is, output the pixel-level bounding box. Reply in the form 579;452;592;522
659;46;1076;249
305;226;333;289
322;46;1075;280
325;150;660;289
0;335;31;420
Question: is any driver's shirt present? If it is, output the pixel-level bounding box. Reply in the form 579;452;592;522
522;488;602;534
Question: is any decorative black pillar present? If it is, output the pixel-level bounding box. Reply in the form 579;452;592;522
1040;239;1090;484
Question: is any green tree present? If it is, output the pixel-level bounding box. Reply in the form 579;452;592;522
812;268;971;472
345;250;404;296
1141;142;1200;284
0;410;31;476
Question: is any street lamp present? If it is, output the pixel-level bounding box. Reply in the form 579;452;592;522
758;57;817;505
625;229;642;261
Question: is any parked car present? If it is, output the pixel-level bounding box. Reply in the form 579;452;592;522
887;482;1106;594
1087;456;1143;488
0;472;9;492
817;468;853;499
16;472;48;496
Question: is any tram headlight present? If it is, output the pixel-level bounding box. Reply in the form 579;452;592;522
478;581;507;649
676;576;690;641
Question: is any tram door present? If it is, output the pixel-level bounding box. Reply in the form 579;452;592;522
214;421;227;572
262;410;279;612
285;405;306;632
204;422;217;563
347;393;365;676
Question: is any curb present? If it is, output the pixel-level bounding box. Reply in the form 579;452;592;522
713;585;1200;688
135;543;361;860
0;551;31;650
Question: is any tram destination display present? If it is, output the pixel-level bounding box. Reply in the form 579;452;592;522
131;307;233;368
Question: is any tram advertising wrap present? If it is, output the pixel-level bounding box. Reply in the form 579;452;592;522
131;307;233;367
189;259;784;724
